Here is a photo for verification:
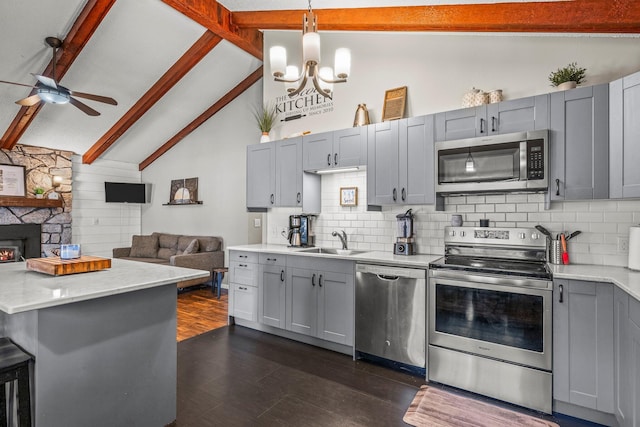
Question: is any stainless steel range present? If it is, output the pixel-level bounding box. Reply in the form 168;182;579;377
428;226;553;414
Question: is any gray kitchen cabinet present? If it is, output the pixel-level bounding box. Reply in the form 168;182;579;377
435;95;549;141
247;138;320;211
229;251;260;322
259;253;287;329
553;279;614;414
286;256;354;345
614;286;640;427
610;70;640;198
302;127;366;172
549;84;609;201
368;115;440;208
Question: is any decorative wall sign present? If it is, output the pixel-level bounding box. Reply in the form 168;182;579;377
273;87;334;123
382;86;407;121
168;177;201;205
0;164;26;197
340;187;358;206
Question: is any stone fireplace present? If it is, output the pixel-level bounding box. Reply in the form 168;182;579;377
0;223;41;261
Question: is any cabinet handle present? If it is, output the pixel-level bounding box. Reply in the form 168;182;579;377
401;188;406;201
266;257;276;261
319;274;323;287
280;270;285;282
239;286;247;291
327;154;331;166
491;116;497;132
311;273;316;286
334;153;338;166
480;118;485;134
239;264;247;267
296;192;301;204
559;284;564;303
239;255;247;258
555;179;560;196
270;193;275;204
393;188;397;201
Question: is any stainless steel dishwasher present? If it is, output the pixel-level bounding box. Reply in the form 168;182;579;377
355;263;426;375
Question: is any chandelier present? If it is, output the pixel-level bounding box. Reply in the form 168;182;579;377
269;0;351;99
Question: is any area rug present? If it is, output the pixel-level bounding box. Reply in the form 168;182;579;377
403;385;559;427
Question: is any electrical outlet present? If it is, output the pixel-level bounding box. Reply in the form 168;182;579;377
253;218;261;228
618;237;629;252
279;226;287;237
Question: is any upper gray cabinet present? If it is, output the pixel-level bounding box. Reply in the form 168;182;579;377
435;95;549;141
247;138;320;211
549;84;609;201
302;127;366;172
610;70;640;198
367;115;440;208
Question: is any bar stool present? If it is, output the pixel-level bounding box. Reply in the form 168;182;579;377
211;267;228;299
0;338;33;427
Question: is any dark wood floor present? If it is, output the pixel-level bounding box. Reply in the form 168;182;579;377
176;326;602;427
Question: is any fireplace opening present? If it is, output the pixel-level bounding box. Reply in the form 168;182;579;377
0;245;20;263
0;224;42;260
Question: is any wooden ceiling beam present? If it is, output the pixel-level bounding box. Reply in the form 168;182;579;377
0;0;116;150
162;0;263;60
139;66;263;171
231;1;640;33
82;31;222;164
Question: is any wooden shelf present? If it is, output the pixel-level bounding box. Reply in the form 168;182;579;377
162;201;203;206
0;196;63;208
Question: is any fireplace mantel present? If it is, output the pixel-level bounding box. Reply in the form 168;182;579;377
0;196;62;208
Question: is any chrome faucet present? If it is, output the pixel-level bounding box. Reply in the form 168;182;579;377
332;230;348;250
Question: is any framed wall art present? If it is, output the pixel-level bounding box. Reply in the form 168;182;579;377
382;86;407;122
340;187;358;206
0;164;26;197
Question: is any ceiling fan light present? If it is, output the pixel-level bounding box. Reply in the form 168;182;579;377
335;48;351;79
270;46;287;77
37;87;70;104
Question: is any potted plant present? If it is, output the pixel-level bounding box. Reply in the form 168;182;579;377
548;62;586;90
34;187;45;199
252;102;278;143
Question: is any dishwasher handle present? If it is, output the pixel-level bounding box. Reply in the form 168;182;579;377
356;263;426;280
377;274;400;281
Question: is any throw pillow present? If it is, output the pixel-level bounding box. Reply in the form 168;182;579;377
182;238;199;255
130;235;159;258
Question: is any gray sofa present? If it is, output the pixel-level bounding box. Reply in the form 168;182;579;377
113;232;224;288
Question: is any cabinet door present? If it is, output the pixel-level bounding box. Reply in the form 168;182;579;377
614;286;631;426
435;106;486;141
276;138;302;207
246;143;275;208
302;131;334;171
550;85;609;201
629;298;640;427
260;265;286;328
487;95;549;135
367;121;400;205
286;268;317;337
334;127;366;168
610;71;640;198
399;115;435;205
231;283;257;322
317;271;354;345
553;280;614;413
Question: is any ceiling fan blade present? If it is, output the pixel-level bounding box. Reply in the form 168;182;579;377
0;80;38;89
70;91;118;105
31;73;57;88
69;97;100;116
15;94;42;107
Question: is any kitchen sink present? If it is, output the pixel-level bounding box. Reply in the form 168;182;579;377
299;247;367;256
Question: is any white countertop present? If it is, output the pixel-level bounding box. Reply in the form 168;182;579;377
0;258;209;314
550;264;640;302
228;244;441;268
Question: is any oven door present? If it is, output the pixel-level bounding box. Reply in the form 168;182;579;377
428;269;552;371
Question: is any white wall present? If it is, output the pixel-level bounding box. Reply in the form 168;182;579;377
140;82;263;257
71;157;142;257
262;31;640;267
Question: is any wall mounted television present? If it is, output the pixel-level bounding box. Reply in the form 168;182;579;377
104;182;148;203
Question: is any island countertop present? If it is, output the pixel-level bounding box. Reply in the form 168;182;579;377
0;258;209;314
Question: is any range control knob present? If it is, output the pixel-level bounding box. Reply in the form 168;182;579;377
531;233;539;240
449;231;456;237
519;233;526;239
460;231;466;237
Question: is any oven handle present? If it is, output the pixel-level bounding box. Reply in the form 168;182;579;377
429;269;552;291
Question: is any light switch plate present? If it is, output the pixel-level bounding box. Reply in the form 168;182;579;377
254;218;261;228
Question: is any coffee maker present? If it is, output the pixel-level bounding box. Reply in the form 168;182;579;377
394;209;416;255
287;214;317;247
287;215;302;247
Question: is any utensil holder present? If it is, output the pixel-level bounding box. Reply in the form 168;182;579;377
549;240;562;265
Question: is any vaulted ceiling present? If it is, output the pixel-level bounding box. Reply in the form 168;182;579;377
0;0;638;170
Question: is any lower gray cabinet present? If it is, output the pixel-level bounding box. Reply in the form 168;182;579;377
614;286;640;427
553;279;614;413
260;264;286;328
286;257;354;346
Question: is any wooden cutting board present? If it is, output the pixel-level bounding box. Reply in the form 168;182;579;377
26;256;112;276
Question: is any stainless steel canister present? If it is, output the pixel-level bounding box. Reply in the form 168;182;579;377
549;239;562;265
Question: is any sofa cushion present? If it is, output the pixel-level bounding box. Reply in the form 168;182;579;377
182;239;199;255
156;233;179;250
196;236;221;252
129;234;159;258
157;248;176;260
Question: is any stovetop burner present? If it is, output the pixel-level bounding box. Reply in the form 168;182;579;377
429;255;552;280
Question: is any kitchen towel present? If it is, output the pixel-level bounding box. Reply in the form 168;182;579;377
629;226;640;271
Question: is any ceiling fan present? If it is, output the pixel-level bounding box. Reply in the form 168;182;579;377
0;36;117;116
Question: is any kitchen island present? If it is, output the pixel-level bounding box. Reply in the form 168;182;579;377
0;258;208;427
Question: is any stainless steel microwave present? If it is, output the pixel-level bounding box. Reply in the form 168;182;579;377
435;130;548;195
